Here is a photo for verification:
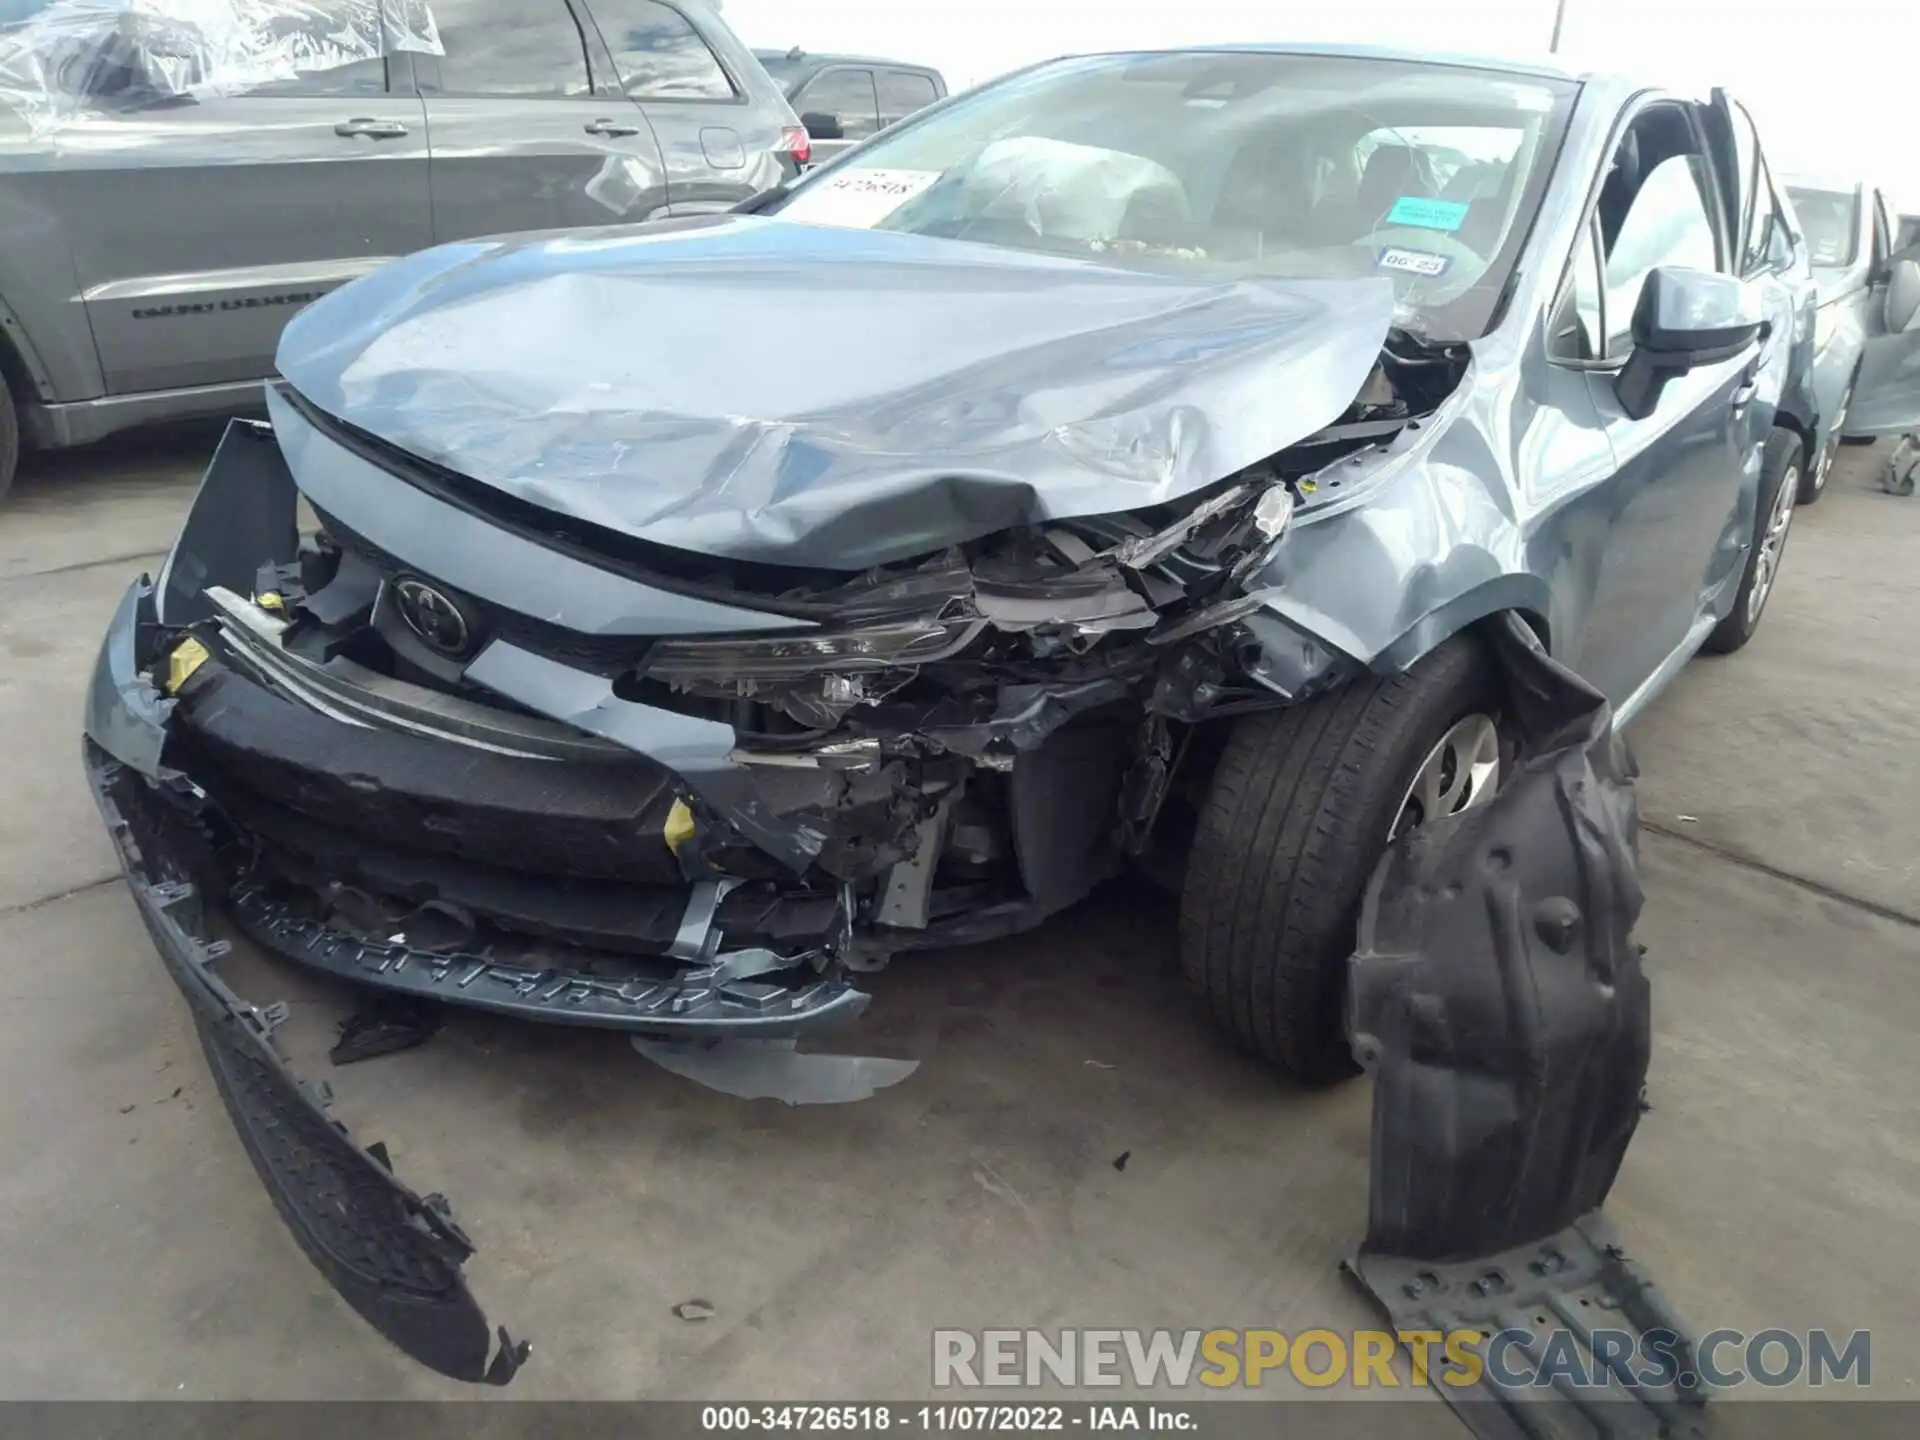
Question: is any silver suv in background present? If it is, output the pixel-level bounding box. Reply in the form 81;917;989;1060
1783;175;1911;498
753;48;947;162
0;0;806;502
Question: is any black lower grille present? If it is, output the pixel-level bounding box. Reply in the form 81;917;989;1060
175;662;685;884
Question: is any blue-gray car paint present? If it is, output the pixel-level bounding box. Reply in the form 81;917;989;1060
272;218;1400;570
260;58;1812;723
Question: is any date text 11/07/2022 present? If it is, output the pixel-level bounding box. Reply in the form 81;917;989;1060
701;1406;1196;1431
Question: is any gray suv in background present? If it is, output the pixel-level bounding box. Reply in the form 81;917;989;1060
0;0;805;502
753;48;947;162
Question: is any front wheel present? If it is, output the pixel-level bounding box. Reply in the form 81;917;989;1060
1179;636;1506;1082
1704;428;1801;655
1801;378;1854;504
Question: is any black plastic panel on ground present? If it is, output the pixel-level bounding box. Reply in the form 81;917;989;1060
88;750;527;1385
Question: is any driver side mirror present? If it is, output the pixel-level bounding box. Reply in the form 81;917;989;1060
1616;266;1765;421
799;111;844;140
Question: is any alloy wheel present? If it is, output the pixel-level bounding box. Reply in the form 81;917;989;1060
1818;394;1850;491
1390;713;1501;841
1746;464;1799;625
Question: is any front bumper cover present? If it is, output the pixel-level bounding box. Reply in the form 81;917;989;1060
85;744;527;1386
86;575;870;1039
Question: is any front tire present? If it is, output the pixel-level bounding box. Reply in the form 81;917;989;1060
1179;635;1505;1082
1801;375;1855;504
1704;428;1801;656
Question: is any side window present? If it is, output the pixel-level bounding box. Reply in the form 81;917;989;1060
1752;152;1791;272
876;69;939;127
1603;155;1718;354
1735;108;1782;273
426;0;593;98
235;1;389;97
1549;216;1605;361
792;67;878;143
590;0;736;101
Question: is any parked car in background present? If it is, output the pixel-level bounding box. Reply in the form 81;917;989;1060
753;47;946;161
1783;174;1912;497
0;0;807;503
1898;207;1920;253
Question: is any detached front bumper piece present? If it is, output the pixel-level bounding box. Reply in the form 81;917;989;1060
85;744;527;1386
74;424;882;1384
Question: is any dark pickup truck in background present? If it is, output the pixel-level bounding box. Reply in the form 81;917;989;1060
754;47;948;161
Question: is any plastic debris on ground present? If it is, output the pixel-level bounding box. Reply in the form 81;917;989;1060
630;1036;920;1105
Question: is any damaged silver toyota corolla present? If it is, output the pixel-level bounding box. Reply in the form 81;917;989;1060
85;43;1869;1430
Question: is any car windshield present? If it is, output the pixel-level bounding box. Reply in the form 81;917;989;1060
768;50;1578;342
1784;185;1858;270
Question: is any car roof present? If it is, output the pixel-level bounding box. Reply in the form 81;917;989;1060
1782;173;1869;199
754;50;942;76
1148;40;1590;80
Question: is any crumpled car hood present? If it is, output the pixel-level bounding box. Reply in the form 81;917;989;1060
275;214;1395;570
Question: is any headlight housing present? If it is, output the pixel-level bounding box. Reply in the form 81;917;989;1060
643;618;985;685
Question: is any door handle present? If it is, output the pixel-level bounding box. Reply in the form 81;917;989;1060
335;118;409;139
585;118;643;138
1731;377;1760;408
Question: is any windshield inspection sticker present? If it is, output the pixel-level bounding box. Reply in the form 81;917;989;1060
777;168;943;230
1377;246;1452;277
1386;195;1470;231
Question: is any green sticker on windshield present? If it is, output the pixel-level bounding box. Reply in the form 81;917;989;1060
1386;196;1469;231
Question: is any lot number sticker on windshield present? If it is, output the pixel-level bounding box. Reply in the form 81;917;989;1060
1377;246;1452;277
778;169;943;229
1386;196;1470;231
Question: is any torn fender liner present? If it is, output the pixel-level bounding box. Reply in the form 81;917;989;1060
1348;617;1705;1438
86;747;527;1386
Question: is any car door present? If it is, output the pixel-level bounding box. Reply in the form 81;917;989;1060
1708;102;1822;490
1565;113;1761;708
790;65;878;163
413;0;671;239
56;3;431;397
875;68;942;132
579;0;775;213
1704;96;1806;446
1846;189;1920;436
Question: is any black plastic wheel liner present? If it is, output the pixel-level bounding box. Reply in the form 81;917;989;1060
1347;617;1706;1438
87;746;527;1387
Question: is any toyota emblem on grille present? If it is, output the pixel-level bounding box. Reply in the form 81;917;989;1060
393;577;474;656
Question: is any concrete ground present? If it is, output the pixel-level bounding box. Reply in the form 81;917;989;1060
0;432;1914;1411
